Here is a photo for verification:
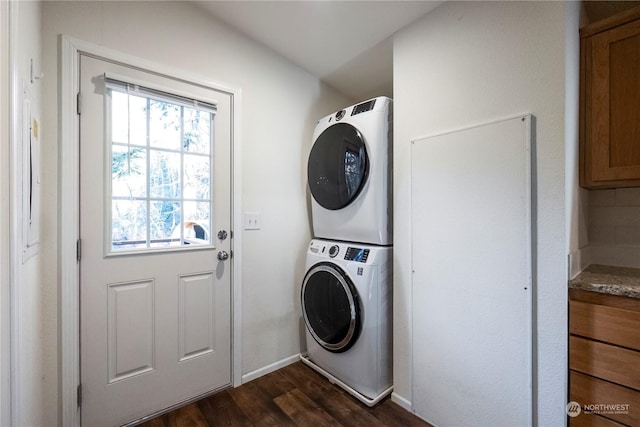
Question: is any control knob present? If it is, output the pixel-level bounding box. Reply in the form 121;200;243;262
329;245;339;258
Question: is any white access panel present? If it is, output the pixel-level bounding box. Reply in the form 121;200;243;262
411;115;532;427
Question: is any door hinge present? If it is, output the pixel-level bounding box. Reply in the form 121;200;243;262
76;239;81;262
76;92;81;115
77;384;82;407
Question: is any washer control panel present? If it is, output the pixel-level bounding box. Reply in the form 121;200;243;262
308;240;371;263
344;247;370;263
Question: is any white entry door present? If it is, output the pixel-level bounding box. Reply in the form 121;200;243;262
79;55;232;426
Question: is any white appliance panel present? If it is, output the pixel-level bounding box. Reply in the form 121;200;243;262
410;115;532;427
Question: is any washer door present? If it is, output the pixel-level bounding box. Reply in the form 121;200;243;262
308;123;369;210
301;262;361;353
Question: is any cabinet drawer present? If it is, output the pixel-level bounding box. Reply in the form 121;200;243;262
570;336;640;390
570;300;640;350
570;371;640;426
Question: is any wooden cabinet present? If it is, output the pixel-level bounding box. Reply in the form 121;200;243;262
581;7;640;188
569;289;640;426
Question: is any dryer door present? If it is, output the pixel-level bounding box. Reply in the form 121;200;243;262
308;123;369;210
301;262;361;353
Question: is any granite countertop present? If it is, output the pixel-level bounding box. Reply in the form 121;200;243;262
569;264;640;299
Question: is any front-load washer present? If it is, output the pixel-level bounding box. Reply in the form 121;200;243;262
300;239;392;406
307;97;392;246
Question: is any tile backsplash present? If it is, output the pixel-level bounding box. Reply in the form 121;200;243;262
589;188;640;269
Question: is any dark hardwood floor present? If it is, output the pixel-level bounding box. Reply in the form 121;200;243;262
138;361;432;427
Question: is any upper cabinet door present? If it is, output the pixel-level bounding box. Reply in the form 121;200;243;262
581;7;640;188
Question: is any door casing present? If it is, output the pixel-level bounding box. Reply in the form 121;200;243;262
59;36;243;427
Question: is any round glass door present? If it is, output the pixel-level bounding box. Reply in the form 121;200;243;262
308;123;369;210
301;262;361;353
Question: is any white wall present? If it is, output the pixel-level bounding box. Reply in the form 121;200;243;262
41;1;350;422
8;1;47;425
0;1;11;425
568;4;591;279
393;1;577;424
587;188;640;268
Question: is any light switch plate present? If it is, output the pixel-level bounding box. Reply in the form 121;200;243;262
244;212;261;230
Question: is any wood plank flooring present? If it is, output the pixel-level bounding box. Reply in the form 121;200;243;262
138;361;432;427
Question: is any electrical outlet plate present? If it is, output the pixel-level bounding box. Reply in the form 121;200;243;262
244;212;261;230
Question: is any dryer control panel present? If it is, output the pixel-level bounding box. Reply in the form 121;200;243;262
351;99;376;116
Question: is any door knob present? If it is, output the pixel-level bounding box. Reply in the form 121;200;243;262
217;250;229;261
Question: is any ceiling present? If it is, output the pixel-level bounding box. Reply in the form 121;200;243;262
186;1;640;101
193;1;443;101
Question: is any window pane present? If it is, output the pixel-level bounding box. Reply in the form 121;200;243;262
183;108;211;154
149;99;182;150
150;150;180;199
181;221;209;244
112;200;147;250
183;201;210;242
112;145;147;198
111;92;148;147
150;201;181;247
111;91;129;144
129;95;148;146
149;100;180;150
184;154;210;200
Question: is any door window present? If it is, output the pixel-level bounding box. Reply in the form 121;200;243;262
301;263;361;352
308;123;368;210
107;79;216;253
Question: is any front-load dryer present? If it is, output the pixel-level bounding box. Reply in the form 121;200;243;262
300;239;392;406
307;97;392;246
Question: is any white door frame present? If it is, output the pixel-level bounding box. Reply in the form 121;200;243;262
60;36;243;427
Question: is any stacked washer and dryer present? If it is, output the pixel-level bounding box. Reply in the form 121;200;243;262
300;97;393;406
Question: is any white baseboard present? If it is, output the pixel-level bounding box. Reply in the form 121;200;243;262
241;353;300;384
391;392;412;411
